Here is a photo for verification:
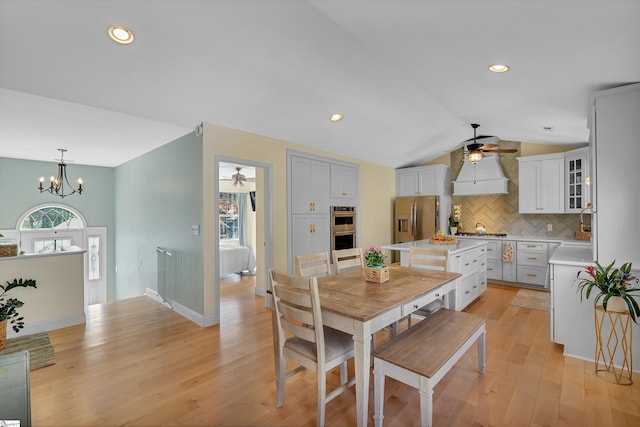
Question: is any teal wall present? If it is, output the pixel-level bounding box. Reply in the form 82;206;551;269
114;133;204;312
0;156;116;297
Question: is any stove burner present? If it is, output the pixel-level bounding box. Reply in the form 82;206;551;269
455;232;507;238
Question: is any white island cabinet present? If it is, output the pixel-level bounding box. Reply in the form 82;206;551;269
382;239;487;311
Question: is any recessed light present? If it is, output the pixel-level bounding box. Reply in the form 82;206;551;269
108;25;134;45
488;64;510;73
329;113;343;122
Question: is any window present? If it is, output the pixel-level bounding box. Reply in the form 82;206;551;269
20;206;83;230
18;205;86;254
219;193;239;240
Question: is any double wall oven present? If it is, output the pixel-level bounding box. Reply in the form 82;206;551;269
331;206;357;254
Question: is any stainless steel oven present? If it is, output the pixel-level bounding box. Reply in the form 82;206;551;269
331;206;356;254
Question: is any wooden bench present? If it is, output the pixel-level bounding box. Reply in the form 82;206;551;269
373;308;486;427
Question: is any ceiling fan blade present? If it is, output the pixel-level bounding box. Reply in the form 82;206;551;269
481;148;518;153
478;144;498;149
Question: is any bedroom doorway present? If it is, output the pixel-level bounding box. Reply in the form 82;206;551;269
216;158;273;322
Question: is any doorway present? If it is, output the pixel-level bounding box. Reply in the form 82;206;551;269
215;157;273;323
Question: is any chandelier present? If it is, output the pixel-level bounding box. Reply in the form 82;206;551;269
38;149;83;198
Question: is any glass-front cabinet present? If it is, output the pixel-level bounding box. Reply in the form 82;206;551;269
565;147;590;213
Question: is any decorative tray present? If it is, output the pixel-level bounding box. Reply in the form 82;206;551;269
429;237;457;245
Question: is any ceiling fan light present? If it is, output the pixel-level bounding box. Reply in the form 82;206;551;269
468;151;483;164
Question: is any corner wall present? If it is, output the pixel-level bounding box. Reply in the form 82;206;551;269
114;132;204;311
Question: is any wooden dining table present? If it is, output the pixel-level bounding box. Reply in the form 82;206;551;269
315;264;461;427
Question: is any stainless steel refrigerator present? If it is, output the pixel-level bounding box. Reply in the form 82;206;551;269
394;196;439;243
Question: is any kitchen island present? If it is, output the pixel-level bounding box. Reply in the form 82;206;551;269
382;239;487;310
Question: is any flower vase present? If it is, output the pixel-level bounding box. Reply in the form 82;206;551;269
365;265;389;283
603;296;627;313
450;226;458;236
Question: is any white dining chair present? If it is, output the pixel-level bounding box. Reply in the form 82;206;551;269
270;269;356;427
296;252;332;277
332;247;364;272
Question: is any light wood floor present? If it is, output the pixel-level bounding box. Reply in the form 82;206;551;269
30;277;640;426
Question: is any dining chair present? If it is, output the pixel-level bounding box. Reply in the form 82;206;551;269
296;252;332;277
404;246;450;328
269;269;356;427
332;247;364;272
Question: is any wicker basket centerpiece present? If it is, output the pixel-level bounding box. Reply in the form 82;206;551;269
364;246;389;283
0;242;18;257
365;266;389;283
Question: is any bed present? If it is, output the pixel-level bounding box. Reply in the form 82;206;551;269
219;241;256;277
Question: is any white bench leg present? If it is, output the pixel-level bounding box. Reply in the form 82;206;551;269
418;376;433;427
478;328;486;374
373;359;385;427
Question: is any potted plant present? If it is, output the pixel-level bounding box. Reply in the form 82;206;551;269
364;246;389;283
0;278;38;349
575;260;640;322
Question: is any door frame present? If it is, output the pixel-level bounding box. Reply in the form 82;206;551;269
215;156;273;312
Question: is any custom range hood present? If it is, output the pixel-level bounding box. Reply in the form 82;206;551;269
453;155;509;196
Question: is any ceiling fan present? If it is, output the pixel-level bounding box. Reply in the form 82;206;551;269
464;123;518;164
231;167;246;186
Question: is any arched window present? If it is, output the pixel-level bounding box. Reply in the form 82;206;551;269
17;204;86;254
20;205;85;230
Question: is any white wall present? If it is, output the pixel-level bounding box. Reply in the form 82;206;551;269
1;252;85;337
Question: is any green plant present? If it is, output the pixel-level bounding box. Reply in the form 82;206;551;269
575;260;640;323
0;278;38;333
364;246;386;267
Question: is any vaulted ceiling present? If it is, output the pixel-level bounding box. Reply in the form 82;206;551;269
1;1;638;168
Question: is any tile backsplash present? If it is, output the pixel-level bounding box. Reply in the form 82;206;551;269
449;141;587;238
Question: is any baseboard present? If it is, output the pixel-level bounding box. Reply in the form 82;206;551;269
145;288;219;328
563;351;640;374
7;312;86;339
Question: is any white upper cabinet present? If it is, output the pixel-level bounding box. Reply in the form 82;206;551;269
291;156;330;214
565;147;590;213
330;164;358;206
518;148;591;214
518;155;565;214
396;165;447;196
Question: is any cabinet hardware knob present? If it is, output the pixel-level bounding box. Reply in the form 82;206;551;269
465;291;470;294
528;257;537;260
473;285;477;289
342;192;347;196
413;304;419;309
527;273;536;277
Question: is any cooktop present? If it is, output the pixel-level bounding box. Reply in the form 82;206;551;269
455;232;508;238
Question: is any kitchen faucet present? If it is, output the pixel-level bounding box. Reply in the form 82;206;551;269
576;203;593;241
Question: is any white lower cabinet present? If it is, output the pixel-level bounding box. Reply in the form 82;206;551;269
291;214;330;259
516;241;549;287
485;240;502;280
448;243;487;310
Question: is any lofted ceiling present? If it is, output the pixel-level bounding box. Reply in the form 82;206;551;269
1;0;638;168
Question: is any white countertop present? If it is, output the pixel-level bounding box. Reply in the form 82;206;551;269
454;234;593;246
382;238;485;255
548;245;594;267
